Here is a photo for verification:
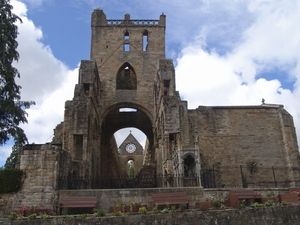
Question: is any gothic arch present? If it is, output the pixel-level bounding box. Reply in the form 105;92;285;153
183;154;196;177
99;102;154;176
116;62;137;90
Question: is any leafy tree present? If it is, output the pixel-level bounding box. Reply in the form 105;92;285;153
0;0;35;145
4;141;22;169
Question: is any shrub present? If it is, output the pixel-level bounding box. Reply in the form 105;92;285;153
0;169;24;193
41;212;50;219
138;206;147;214
264;200;275;207
110;211;123;216
77;213;88;218
266;192;275;198
8;212;18;221
152;204;159;213
94;209;106;217
28;213;37;220
250;202;264;208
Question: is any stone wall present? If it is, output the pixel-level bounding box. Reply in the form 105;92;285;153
194;105;300;187
1;205;300;225
3;144;60;214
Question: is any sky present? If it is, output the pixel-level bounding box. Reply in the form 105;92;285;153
1;0;300;167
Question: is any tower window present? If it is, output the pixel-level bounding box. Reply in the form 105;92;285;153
142;30;148;51
116;62;137;90
163;80;170;95
124;31;130;51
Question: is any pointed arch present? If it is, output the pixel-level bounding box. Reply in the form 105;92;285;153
116;62;137;90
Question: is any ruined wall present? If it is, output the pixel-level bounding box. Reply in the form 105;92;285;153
194;105;299;187
63;60;101;177
5;144;60;213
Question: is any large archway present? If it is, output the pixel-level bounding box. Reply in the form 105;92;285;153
98;103;154;176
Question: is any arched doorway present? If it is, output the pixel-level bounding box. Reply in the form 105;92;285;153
98;103;154;178
183;154;197;187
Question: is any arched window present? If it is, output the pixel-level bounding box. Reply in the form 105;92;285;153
184;155;196;177
127;159;135;177
116;62;137;90
124;31;130;51
142;30;148;51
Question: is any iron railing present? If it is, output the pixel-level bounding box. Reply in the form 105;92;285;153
58;166;300;190
201;165;300;189
58;174;200;190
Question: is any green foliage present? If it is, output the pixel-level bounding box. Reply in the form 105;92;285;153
264;200;275;207
160;207;170;214
110;211;123;216
40;212;50;219
127;160;134;177
28;213;37;220
77;213;87;218
4;141;22;169
0;168;24;193
138;206;147;214
281;201;288;206
210;198;222;209
152;204;159;213
170;205;176;213
0;0;35;145
266;192;275;198
239;199;247;208
93;209;106;217
250;202;264;208
8;212;18;221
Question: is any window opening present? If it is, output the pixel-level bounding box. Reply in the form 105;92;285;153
119;108;137;112
74;134;83;160
116;63;137;90
163;80;170;95
127;159;135;177
124;31;130;51
83;83;90;96
184;155;196;177
142;30;148;51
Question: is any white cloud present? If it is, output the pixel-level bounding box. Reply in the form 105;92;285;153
0;0;78;160
176;0;300;142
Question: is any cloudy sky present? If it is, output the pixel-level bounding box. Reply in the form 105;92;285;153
0;0;299;167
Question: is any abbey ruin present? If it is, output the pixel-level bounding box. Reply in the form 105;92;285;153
2;9;299;214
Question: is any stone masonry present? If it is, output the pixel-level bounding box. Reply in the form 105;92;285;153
3;8;299;214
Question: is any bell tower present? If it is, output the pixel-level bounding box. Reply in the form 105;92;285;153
85;9;167;176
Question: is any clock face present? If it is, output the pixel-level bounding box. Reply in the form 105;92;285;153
126;143;136;153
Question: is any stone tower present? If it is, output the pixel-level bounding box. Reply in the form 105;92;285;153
62;9;170;178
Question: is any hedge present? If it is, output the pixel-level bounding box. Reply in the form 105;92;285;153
0;169;24;193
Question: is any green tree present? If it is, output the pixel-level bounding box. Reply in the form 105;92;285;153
0;0;34;145
4;141;22;169
127;160;134;177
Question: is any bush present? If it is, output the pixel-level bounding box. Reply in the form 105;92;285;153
138;206;147;214
94;209;106;217
8;212;18;221
28;213;37;220
41;212;50;219
0;169;24;193
77;213;88;218
110;211;123;216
